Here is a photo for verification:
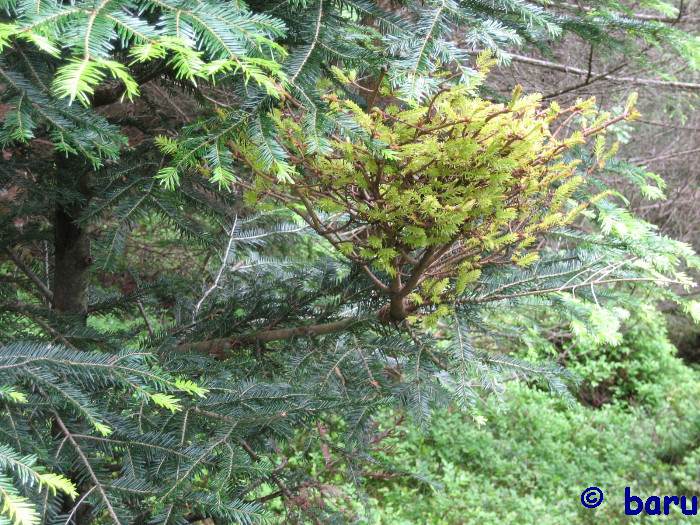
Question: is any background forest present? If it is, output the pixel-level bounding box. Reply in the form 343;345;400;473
0;0;698;523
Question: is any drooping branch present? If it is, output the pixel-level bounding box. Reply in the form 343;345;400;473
1;300;79;350
3;248;54;303
449;277;681;305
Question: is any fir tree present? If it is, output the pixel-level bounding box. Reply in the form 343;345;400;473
0;0;699;523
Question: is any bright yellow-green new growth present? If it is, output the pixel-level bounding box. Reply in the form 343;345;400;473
236;82;638;323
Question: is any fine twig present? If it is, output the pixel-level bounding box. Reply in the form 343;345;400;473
136;300;155;338
240;441;324;525
194;216;239;318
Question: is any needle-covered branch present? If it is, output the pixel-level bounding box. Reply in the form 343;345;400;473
231;71;640;323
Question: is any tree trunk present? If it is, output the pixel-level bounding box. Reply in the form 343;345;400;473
52;155;94;523
52;156;92;319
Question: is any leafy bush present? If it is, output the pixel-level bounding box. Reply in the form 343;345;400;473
567;315;700;408
366;384;698;523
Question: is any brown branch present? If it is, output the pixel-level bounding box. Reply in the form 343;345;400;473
52;411;123;525
359;264;391;292
3;248;54;303
170;316;366;353
451;277;678;305
91;64;170;107
367;66;387;109
396;246;436;300
638;119;700;133
632;147;700;166
502;53;700;92
240;442;324;525
136;300;155;338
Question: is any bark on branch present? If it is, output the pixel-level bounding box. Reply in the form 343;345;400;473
170;317;364;353
3;248;54;303
500;52;700;92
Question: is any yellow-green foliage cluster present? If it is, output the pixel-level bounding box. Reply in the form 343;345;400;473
240;83;634;320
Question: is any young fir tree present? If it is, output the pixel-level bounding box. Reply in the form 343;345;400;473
0;0;699;523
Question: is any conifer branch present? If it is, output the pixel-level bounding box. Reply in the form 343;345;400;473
52;411;123;525
193;216;239;318
136;300;155;338
240;441;324;525
171;316;366;352
3;248;54;303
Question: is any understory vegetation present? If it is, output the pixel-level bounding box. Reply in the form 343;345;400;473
272;312;699;523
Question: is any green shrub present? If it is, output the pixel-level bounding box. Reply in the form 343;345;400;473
356;314;700;524
566;313;699;408
366;376;698;524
